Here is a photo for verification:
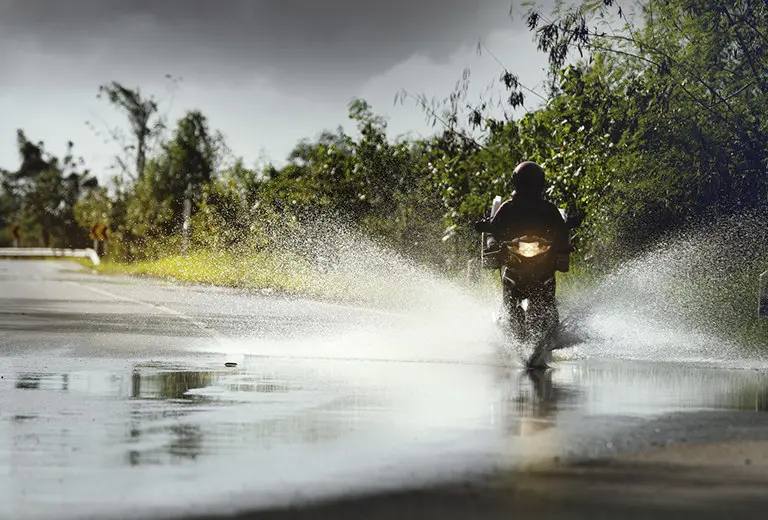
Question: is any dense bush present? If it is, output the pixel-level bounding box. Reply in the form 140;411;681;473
1;0;765;275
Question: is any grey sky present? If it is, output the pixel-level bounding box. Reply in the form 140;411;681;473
0;0;551;180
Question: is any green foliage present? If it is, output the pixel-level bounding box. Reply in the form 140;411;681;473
98;250;314;295
102;110;230;260
73;187;112;231
0;132;97;247
514;0;768;262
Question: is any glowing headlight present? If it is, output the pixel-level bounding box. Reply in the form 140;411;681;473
510;238;550;258
518;240;540;257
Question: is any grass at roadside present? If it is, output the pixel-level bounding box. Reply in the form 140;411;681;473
87;248;496;309
88;249;444;307
92;250;316;295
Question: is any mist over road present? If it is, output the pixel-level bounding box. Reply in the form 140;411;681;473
3;260;768;520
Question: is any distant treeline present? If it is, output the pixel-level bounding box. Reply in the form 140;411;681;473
1;0;766;271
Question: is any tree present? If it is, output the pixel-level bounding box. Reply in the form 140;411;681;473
2;131;96;247
74;186;113;233
97;82;165;181
124;110;226;243
523;0;768;221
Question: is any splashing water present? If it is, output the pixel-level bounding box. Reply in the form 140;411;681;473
224;214;509;365
558;212;768;367
210;210;766;369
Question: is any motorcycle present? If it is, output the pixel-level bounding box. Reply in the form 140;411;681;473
474;197;581;370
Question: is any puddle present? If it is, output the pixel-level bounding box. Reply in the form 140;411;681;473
130;367;291;401
3;356;768;520
15;373;69;391
559;360;768;415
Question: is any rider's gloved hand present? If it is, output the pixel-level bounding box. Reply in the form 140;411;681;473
484;235;500;252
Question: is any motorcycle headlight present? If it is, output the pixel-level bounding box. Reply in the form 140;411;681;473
510;240;550;258
519;240;541;257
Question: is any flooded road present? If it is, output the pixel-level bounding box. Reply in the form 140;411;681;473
2;260;768;520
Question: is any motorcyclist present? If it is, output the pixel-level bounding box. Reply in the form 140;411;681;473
474;161;572;340
481;161;569;253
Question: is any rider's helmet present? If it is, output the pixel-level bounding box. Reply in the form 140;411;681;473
512;161;546;199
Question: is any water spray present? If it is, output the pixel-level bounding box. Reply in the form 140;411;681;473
557;211;768;365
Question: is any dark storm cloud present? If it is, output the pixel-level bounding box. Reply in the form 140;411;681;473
0;0;522;88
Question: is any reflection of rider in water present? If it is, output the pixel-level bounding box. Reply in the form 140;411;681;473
484;161;570;332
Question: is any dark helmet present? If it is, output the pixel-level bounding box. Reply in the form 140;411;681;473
512;161;546;198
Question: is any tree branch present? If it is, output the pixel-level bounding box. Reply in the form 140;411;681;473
719;3;768;95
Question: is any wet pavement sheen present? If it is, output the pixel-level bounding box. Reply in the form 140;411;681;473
4;356;768;520
3;260;768;520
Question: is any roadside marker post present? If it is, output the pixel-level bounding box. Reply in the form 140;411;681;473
89;224;98;253
99;225;110;257
760;270;768;318
10;224;21;248
182;196;192;255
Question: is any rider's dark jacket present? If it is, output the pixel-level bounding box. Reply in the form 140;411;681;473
486;194;569;252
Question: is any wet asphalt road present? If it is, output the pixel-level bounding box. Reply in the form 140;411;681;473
3;260;768;520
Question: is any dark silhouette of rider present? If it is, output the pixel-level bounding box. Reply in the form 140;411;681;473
476;161;573;341
484;161;569;253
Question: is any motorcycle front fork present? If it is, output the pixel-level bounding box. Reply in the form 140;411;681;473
502;282;559;343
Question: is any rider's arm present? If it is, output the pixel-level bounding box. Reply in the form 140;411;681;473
488;200;514;234
546;204;570;252
483;200;514;250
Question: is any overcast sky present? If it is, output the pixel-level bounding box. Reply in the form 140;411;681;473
0;0;551;182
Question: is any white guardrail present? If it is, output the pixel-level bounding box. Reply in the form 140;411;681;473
0;247;100;265
761;270;768;318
